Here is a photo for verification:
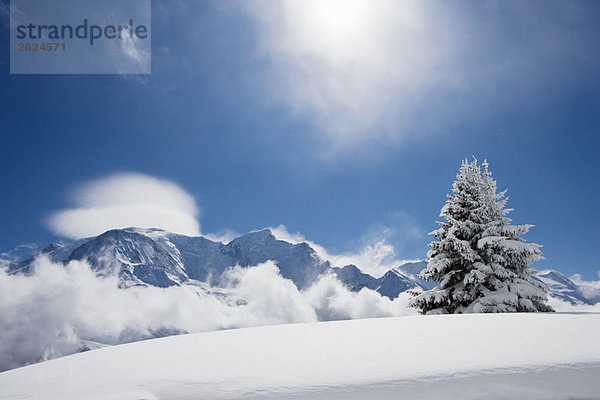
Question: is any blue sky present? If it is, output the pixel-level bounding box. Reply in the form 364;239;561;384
0;1;598;278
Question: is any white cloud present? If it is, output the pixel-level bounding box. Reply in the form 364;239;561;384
119;26;150;66
269;224;331;259
0;258;313;371
570;272;600;288
0;243;38;263
246;0;433;152
569;272;600;301
0;256;417;371
222;263;317;326
304;274;416;321
245;0;597;155
547;296;600;314
203;229;240;244
48;173;201;239
270;224;421;278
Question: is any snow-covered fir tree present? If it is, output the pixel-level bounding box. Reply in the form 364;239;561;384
410;158;553;314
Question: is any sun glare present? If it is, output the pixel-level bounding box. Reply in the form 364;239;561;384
311;0;370;35
285;0;376;61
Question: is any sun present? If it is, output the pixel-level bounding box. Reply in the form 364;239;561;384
310;0;370;36
283;0;375;61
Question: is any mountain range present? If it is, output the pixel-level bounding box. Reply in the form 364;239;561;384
5;227;600;306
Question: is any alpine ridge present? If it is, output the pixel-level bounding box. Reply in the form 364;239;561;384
5;227;598;306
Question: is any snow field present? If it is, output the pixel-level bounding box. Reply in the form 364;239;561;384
0;313;599;399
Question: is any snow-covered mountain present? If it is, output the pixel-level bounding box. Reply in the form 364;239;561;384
535;270;600;305
5;227;598;306
6;227;424;297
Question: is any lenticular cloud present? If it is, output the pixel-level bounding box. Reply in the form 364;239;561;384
47;173;201;239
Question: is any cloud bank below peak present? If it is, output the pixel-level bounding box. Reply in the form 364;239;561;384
0;257;415;371
48;173;201;239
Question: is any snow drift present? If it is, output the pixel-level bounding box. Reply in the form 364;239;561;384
0;313;598;400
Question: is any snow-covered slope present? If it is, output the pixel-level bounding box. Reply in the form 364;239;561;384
0;313;598;400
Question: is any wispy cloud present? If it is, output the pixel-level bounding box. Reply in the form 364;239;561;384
270;223;422;277
244;0;598;156
570;272;600;301
48;173;200;239
204;229;240;244
0;243;38;263
119;26;150;66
